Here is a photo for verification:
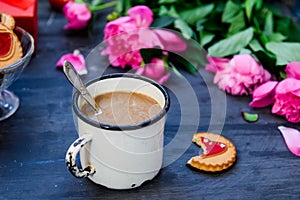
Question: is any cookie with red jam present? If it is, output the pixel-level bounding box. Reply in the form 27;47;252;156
187;133;236;172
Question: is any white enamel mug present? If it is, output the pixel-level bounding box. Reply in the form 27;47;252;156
65;73;170;189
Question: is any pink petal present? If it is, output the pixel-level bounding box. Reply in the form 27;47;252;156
230;54;258;75
271;101;282;114
56;52;87;75
205;56;230;73
249;81;278;107
291;89;300;97
262;69;271;82
249;97;273;108
278;126;300;156
153;29;187;51
286;62;300;80
62;1;72;14
138;29;163;49
127;6;153;28
104;16;132;39
205;63;218;73
276;78;300;95
252;81;278;98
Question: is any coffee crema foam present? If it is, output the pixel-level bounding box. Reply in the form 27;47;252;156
80;91;162;126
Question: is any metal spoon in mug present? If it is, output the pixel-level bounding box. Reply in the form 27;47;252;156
63;60;102;116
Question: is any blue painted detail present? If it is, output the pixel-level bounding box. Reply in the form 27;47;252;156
73;138;84;147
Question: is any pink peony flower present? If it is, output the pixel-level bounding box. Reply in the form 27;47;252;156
286;62;300;80
102;28;163;68
56;50;87;75
135;58;170;84
272;78;300;123
249;81;279;108
102;6;161;68
102;6;153;40
209;54;271;95
63;2;91;30
102;5;186;69
250;65;300;123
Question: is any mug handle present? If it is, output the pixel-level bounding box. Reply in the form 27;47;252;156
65;134;96;178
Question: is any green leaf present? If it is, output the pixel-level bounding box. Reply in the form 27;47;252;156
266;42;300;65
245;0;256;20
168;5;180;18
89;1;119;13
264;11;273;37
228;11;246;34
121;0;131;14
158;5;169;16
114;1;123;13
91;0;103;6
158;0;177;4
239;48;252;55
222;1;240;23
255;0;263;10
174;19;194;39
200;30;215;47
269;33;287;42
249;39;264;52
151;16;175;28
195;18;207;31
179;4;214;25
158;5;179;18
259;32;269;45
208;27;254;57
241;111;259;123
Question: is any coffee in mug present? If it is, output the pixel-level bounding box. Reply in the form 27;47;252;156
80;91;162;126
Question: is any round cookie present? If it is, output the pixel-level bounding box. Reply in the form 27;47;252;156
187;133;236;172
0;13;23;68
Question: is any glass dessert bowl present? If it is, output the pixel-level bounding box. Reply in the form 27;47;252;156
0;26;34;121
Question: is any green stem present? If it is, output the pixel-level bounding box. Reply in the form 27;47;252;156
253;16;269;45
89;1;118;12
253;16;261;33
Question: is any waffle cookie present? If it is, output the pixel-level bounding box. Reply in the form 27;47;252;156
0;13;23;68
187;133;236;172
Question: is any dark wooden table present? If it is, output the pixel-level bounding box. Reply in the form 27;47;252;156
1;0;300;199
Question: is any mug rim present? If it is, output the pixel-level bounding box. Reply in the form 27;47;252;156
72;73;170;131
